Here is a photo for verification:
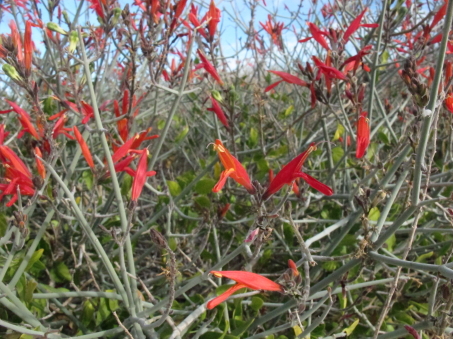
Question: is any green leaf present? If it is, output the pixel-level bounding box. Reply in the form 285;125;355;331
249;127;258;147
82;170;93;190
55;262;72;282
332;146;344;164
333;124;345;141
167;180;182;196
285;105;294;117
394;311;415;324
82;300;96;326
106;289;119;311
195;178;216;194
0;213;7;238
377;131;390;145
369;207;380;221
231;319;254;337
24;279;37;303
25;249;44;271
195;196;211;208
343;318;360;335
95;297;111;326
385;234;396;252
416;251;433;263
175;125;189;143
121;173;132;197
250;296;264;311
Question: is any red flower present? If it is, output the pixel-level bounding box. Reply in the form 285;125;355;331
356;112;370;159
306;22;330;50
263;143;333;200
127;149;156;202
34;147;46;179
24;20;33;76
260;15;284;49
207;0;221;39
52;114;74;139
73;126;95;169
341;45;373;74
207;271;283;309
3;100;41;140
288;259;299;277
211;139;255;194
265;70;307;92
197;50;223;85
343;8;378;43
312;56;347;80
207;96;229;129
445;94;453;114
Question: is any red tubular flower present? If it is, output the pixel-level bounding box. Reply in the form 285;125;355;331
343;8;379;43
263;143;333;200
73;126;95;169
211;139;256;194
34;147;46;179
306;22;330;50
112;134;139;163
260;15;284;49
265;70;307;92
128;149;156;202
356;112;370;159
207;96;229;129
207;0;221;39
341;45;373;74
197;50;223;85
170;0;188;32
24;20;33;76
3;100;41;140
288;259;299;276
445;94;453;113
312;56;347;80
207;271;284;309
52;114;74;139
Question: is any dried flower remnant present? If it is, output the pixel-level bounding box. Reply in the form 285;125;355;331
211;139;256;194
207;271;284;309
263;143;333;200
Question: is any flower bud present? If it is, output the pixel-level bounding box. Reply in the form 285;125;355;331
47;22;67;35
2;64;22;81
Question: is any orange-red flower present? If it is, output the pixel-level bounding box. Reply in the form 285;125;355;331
207;0;221;39
3;100;41;140
260;15;284;49
211;139;255;194
262;143;333;200
73;126;95;169
207;271;284;309
197;50;223;85
126;149;156;202
356;112;370;159
207;96;229;129
264;70;308;92
445;93;453;114
34;147;46;179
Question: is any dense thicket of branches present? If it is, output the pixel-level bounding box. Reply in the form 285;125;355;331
0;0;453;338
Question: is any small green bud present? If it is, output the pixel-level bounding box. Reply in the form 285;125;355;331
2;64;22;81
68;31;79;53
112;8;122;24
47;22;67;35
211;90;223;103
